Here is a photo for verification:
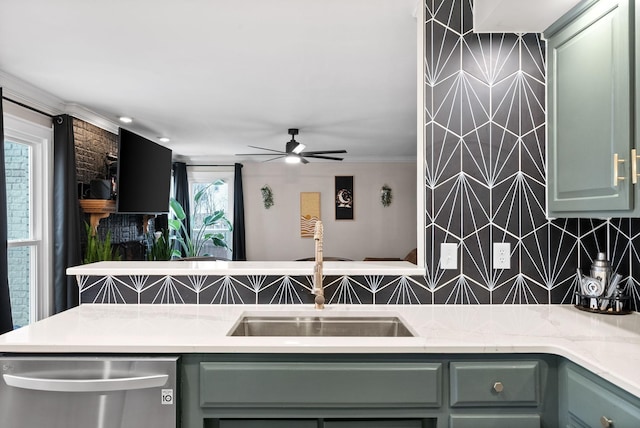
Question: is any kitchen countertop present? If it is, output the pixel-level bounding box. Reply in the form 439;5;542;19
66;260;425;276
0;304;639;397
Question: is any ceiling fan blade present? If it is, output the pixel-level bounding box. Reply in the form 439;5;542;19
262;155;286;162
304;154;344;161
301;157;310;164
300;149;347;155
236;152;287;156
246;145;286;154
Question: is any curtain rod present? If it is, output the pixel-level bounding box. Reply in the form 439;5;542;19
2;96;55;118
184;164;239;167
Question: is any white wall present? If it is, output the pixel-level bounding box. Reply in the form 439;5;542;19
243;162;416;261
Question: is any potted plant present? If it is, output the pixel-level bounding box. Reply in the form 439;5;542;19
146;229;173;261
83;223;121;263
168;180;233;258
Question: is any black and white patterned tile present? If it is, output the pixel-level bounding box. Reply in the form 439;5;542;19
77;1;640;310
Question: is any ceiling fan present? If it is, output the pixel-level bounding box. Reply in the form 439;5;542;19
236;128;347;164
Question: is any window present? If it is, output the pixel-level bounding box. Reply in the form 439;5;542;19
3;114;52;327
187;167;234;260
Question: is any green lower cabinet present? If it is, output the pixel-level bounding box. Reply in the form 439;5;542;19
219;421;316;428
323;420;426;428
449;414;540;428
449;361;540;407
559;361;640;428
182;354;640;428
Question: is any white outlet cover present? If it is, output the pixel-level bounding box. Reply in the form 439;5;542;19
440;243;458;270
493;242;511;269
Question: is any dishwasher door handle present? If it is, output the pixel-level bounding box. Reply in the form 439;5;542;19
3;373;169;392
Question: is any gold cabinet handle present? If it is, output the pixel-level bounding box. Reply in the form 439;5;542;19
614;153;626;187
600;415;613;427
633;149;640;184
492;381;504;393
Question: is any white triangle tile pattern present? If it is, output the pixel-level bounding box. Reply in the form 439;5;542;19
425;0;637;309
77;0;638;310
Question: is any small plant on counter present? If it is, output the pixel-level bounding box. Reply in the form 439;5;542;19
83;222;121;263
381;184;392;207
146;229;173;261
261;184;274;209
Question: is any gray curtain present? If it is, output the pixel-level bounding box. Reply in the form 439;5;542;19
232;163;246;260
172;162;191;257
0;88;14;333
53;114;81;313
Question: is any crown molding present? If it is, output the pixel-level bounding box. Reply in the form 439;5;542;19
0;70;65;116
65;103;119;134
0;70;119;133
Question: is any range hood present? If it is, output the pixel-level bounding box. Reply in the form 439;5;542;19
473;0;586;33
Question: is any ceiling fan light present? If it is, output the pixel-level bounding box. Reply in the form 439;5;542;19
285;154;301;164
292;143;306;154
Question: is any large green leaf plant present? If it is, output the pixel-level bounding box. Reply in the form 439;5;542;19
168;181;233;258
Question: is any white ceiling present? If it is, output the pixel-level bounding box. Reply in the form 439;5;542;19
0;0;419;163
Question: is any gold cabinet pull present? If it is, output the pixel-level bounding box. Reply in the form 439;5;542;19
633;149;640;184
614;153;626;187
492;381;504;393
600;415;613;428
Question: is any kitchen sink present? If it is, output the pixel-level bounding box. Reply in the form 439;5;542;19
227;315;415;337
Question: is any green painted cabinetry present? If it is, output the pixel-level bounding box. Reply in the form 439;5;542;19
180;354;558;428
559;360;640;428
546;0;637;217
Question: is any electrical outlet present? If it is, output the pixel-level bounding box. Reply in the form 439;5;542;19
493;242;511;269
440;243;457;270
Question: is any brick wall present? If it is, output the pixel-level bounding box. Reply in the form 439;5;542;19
73;119;155;252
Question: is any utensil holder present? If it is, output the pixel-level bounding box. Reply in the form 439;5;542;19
574;292;631;315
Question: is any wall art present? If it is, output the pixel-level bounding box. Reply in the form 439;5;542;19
335;175;354;220
300;192;320;237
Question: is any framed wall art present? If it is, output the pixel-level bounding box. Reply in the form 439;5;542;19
335;175;354;220
300;192;320;237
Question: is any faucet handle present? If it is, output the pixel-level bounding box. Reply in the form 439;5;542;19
314;221;323;241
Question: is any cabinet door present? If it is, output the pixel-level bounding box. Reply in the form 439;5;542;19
559;361;640;428
547;0;632;216
449;414;540;428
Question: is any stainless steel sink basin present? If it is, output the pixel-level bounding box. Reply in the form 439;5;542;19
228;315;414;337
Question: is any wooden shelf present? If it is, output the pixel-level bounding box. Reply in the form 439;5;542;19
79;199;116;235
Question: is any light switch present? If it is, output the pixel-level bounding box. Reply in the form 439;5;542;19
493;242;511;269
440;243;457;270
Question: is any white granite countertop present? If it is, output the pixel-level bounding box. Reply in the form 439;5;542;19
0;304;639;397
66;260;424;276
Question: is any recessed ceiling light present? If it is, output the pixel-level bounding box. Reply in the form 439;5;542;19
159;137;170;143
119;116;133;124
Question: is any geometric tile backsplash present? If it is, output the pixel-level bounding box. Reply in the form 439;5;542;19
78;0;639;311
425;0;637;309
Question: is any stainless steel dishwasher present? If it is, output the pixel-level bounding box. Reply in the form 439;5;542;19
0;356;178;428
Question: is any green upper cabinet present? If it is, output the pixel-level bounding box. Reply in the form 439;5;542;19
546;0;635;217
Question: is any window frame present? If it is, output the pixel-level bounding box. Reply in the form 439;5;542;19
3;113;53;323
186;166;234;258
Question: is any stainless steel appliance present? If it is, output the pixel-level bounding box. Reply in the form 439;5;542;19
0;356;178;428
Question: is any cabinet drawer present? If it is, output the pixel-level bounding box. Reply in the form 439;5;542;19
200;362;442;408
219;420;316;428
325;420;424;428
566;366;640;427
450;361;539;407
449;414;540;428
